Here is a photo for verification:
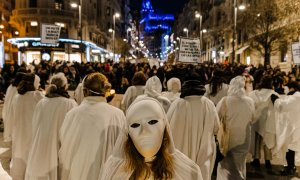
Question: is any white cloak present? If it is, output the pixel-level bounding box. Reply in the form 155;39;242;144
249;89;278;150
2;85;17;142
25;97;77;180
274;92;300;158
204;83;229;105
216;96;255;180
74;83;84;104
59;96;126;180
167;96;220;180
120;85;144;112
10;91;44;180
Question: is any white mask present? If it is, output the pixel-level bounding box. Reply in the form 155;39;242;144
127;100;165;159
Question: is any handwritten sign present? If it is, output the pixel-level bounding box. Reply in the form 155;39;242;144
292;43;300;64
41;24;61;44
179;38;200;63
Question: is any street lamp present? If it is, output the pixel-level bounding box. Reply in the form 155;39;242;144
127;28;131;42
113;13;120;61
195;11;203;62
70;0;83;62
183;28;189;37
232;0;246;63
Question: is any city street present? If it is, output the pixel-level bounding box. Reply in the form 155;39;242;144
0;100;298;180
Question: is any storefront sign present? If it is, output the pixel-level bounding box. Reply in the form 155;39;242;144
32;41;60;47
179;38;201;63
41;24;61;44
292;43;300;64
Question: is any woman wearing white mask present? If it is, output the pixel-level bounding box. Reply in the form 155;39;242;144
25;73;77;180
162;78;181;103
216;76;255;180
100;97;203;180
10;73;44;180
137;76;171;112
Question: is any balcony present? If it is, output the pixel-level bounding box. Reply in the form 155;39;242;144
12;8;86;20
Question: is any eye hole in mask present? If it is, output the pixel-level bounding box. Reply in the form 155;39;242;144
131;123;140;128
148;120;158;125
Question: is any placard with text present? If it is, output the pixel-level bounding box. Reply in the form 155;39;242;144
179;38;200;63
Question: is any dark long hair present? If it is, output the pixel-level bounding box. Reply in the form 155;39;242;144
125;130;173;180
17;73;35;95
209;69;225;96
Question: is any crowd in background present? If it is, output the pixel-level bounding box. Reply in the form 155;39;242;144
1;60;300;96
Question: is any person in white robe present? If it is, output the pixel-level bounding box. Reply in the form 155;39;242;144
136;76;171;112
204;69;229;105
162;77;181;103
167;80;220;180
0;162;11;180
59;72;126;180
100;97;203;180
120;71;146;112
249;75;279;169
274;83;299;175
10;73;44;180
216;76;255;180
2;72;25;142
25;73;77;180
74;82;84;104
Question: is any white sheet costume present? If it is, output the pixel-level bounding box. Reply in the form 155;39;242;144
74;82;84;104
274;92;300;158
25;91;77;179
121;85;144;112
137;76;171;112
249;89;278;157
167;94;220;180
204;83;229;105
100;97;203;180
162;78;181;103
59;96;126;180
2;85;18;142
216;76;255;180
10;76;44;180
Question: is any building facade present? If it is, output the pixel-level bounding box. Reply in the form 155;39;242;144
0;0;16;65
174;0;297;71
8;0;130;64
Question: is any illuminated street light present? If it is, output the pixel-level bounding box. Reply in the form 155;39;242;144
238;5;246;10
202;29;207;33
30;21;38;26
195;11;203;62
15;31;19;35
183;28;189;37
70;3;78;8
0;25;4;29
112;13;120;61
108;28;113;33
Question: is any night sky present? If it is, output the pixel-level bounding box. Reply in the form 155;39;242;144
130;0;188;15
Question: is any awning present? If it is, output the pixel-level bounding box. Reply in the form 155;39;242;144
236;45;249;55
224;50;232;57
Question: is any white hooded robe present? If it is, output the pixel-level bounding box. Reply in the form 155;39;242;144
167;96;220;180
10;91;44;180
59;96;126;180
25;97;77;180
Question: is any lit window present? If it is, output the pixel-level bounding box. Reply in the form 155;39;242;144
30;21;38;26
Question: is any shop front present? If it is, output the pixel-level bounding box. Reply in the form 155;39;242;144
8;37;111;65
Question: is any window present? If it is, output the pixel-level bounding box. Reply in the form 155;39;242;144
29;0;37;7
280;41;288;62
55;0;63;10
106;7;110;16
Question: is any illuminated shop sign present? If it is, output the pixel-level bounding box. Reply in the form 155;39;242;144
32;42;60;47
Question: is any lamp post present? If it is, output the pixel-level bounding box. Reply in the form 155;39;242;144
183;28;189;37
232;0;246;63
113;13;120;62
195;12;202;62
71;0;83;62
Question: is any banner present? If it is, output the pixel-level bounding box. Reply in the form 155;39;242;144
41;24;61;44
292;43;300;64
179;38;200;63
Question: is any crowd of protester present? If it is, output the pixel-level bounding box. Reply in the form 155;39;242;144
1;59;300;180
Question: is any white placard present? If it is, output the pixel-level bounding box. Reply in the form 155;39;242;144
292;42;300;64
41;24;61;44
179;38;200;63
